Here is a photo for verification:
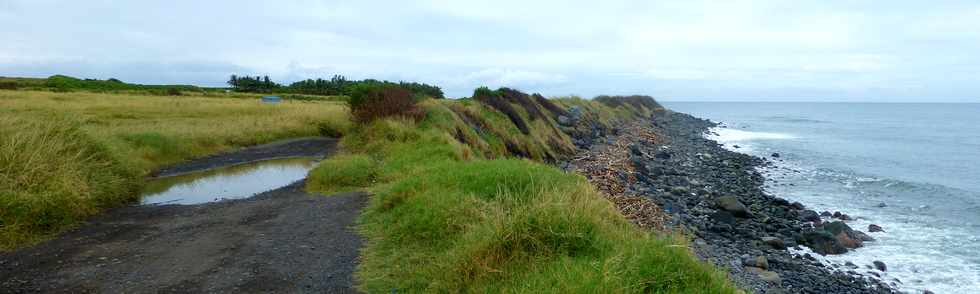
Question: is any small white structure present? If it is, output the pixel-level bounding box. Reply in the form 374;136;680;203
261;96;281;103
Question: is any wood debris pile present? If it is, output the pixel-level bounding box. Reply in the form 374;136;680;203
570;123;671;232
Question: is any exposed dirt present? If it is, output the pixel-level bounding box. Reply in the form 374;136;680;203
0;137;367;293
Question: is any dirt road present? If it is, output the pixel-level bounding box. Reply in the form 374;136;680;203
0;137;366;293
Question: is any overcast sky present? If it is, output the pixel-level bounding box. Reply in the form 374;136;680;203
2;0;980;101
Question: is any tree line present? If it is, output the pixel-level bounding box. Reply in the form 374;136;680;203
227;74;444;99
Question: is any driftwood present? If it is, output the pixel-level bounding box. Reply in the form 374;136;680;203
569;123;670;232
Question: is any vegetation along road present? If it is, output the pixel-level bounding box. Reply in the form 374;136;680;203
0;137;367;293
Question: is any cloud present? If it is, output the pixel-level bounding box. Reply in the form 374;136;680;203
1;0;979;101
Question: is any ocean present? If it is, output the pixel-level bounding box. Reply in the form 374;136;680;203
665;102;980;293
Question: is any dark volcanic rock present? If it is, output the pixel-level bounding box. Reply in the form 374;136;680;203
584;111;896;293
800;210;822;223
761;236;786;250
711;211;737;224
715;196;749;217
802;230;848;255
873;261;887;272
868;224;884;232
823;221;867;249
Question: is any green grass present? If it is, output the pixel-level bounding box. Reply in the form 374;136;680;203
306;154;379;194
306;94;736;293
0;90;350;249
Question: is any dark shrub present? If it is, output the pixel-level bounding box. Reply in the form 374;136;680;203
498;88;547;121
532;93;568;119
0;82;18;90
166;87;182;96
594;95;663;111
348;84;422;123
472;87;531;134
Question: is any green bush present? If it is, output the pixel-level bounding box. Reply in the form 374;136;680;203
348;84;423;123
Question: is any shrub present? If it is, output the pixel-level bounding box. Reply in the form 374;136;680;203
165;87;182;96
348;84;423;123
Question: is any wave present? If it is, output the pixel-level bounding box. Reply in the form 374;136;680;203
706;128;797;143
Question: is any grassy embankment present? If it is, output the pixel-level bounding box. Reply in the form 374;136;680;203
307;88;737;293
0;90;350;249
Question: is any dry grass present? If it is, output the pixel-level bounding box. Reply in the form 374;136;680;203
0;90;350;173
0;90;350;249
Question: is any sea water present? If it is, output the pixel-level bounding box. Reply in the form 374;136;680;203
666;102;980;293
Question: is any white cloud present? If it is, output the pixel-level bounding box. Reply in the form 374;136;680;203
1;0;979;101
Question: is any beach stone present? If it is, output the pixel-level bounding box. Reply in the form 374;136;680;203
710;211;736;224
823;221;864;248
802;230;848;255
557;115;573;126
758;271;781;283
820;211;832;217
742;255;769;270
715;196;749;217
761;236;786;250
799;210;821;223
744;266;764;274
771;153;780;158
868;224;884;232
873;260;887;272
790;202;805;210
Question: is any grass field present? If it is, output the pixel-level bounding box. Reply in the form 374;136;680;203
0;90;350;249
306;93;738;293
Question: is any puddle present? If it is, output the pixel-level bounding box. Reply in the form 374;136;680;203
140;157;318;205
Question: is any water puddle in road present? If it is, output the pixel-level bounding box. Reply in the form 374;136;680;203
140;157;318;205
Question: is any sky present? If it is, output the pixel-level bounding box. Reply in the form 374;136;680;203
2;0;980;102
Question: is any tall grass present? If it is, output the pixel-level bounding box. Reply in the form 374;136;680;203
0;90;350;249
306;95;737;293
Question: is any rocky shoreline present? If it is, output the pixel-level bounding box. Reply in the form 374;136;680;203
571;110;903;293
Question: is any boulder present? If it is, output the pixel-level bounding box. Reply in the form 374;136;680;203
820;211;832;217
823;221;866;248
799;210;821;223
557;115;573;126
758;271;781;283
710;211;736;224
802;230;848;255
742;255;769;270
771;153;780;158
715;196;749;217
761;236;786;250
873;260;887;272
868;224;884;232
790;202;806;210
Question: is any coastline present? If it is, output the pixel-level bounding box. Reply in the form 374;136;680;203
572;110;899;293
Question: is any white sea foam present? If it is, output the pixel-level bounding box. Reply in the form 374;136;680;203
762;159;980;293
704;127;796;152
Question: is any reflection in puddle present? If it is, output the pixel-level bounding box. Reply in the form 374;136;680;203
141;157;318;205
